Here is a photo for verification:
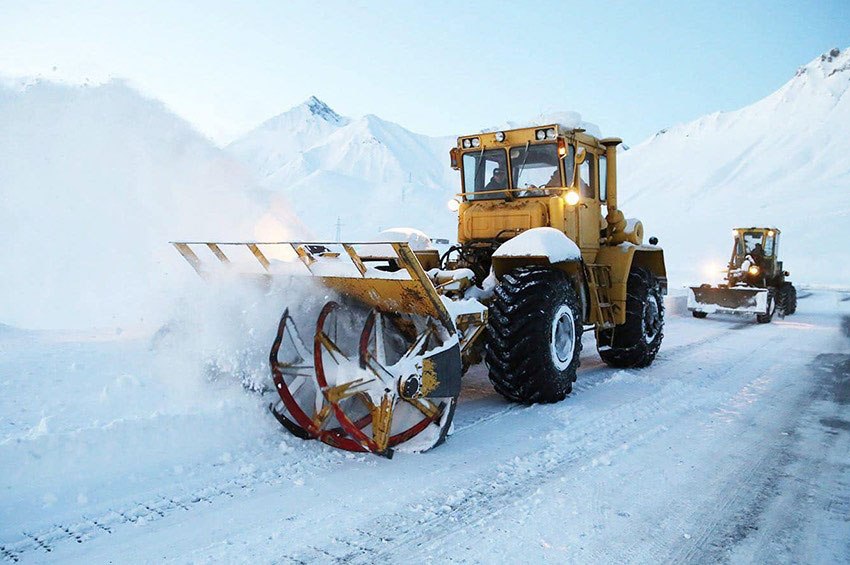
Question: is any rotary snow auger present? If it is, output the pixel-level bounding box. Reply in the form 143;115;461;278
173;123;668;457
688;227;797;323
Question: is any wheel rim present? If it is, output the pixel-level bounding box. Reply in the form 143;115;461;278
643;295;661;343
550;303;576;370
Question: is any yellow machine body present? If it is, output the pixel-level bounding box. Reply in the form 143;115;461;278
451;124;666;327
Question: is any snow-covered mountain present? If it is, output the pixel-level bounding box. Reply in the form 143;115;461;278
619;47;850;287
228;97;458;240
0;79;302;330
227;96;351;179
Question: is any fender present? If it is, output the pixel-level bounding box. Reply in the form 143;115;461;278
594;243;667;325
490;227;590;322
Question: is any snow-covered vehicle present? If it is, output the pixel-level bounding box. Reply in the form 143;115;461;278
688;227;797;323
172;124;667;457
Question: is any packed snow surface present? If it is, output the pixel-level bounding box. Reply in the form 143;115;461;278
492;227;582;262
1;290;849;562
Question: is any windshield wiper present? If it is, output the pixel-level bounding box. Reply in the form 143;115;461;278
515;141;531;187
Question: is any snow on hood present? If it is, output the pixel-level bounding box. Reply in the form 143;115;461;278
493;228;581;262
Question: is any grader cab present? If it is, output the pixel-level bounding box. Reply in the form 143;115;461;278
172;123;668;457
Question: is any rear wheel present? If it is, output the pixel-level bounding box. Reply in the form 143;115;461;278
692;311;708;319
779;282;797;316
597;268;665;368
485;267;583;404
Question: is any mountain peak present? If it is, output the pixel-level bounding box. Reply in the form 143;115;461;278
301;95;345;125
795;47;850;79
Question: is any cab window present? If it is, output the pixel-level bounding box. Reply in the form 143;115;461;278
599;155;608;201
509;143;561;195
462;149;508;200
578;152;594;198
764;233;775;256
563;144;575;186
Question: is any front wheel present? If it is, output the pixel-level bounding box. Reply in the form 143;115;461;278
485;267;583;404
597;268;665;368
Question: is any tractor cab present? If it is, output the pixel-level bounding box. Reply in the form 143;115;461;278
448;124;624;260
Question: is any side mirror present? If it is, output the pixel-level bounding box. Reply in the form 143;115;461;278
649;236;658;245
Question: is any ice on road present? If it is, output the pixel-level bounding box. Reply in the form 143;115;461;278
1;291;849;563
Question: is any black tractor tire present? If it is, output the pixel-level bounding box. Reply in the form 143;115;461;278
779;282;797;316
756;293;775;324
485;267;583;404
692;311;708;319
597;268;665;368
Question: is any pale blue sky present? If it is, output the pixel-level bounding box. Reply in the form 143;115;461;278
1;1;848;146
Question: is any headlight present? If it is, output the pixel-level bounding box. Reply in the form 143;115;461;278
536;129;546;140
767;230;774;236
748;265;760;276
462;139;471;149
447;198;460;212
471;137;480;148
495;131;505;142
546;128;556;139
564;190;580;206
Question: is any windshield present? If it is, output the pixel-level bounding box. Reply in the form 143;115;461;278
733;231;772;265
510;143;562;196
743;231;765;254
462;149;508;200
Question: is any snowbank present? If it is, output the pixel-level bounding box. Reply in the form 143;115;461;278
0;79;303;330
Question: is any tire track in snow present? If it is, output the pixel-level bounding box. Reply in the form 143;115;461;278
282;326;778;563
0;317;754;562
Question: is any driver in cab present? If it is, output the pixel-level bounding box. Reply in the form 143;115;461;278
485;168;507;191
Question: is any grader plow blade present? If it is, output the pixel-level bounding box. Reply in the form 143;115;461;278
172;240;481;457
687;285;770;315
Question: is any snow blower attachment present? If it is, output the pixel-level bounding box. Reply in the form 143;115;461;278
688;227;797;323
172;240;486;457
174;123;669;457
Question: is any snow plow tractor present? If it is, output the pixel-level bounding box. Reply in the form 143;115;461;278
688;227;797;323
172;123;667;457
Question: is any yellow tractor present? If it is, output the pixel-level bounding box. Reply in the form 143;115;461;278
688;227;797;323
173;123;667;457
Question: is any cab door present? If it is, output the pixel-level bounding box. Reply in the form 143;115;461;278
576;149;602;259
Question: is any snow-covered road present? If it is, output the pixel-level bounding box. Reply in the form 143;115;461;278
2;291;849;563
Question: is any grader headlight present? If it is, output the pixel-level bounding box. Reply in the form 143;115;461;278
447;198;460;212
564;190;580;206
535;129;546;140
748;265;760;276
495;131;506;142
